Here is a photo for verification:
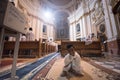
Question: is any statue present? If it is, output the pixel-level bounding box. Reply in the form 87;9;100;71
94;0;104;20
97;31;107;43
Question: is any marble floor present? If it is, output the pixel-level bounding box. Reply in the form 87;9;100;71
0;53;120;80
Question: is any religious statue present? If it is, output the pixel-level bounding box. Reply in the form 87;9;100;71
97;31;107;43
93;0;104;22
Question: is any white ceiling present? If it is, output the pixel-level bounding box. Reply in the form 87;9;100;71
47;0;72;6
41;0;75;9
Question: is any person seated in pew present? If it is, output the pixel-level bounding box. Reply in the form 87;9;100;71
20;34;26;41
25;27;35;56
91;33;98;41
61;44;84;78
26;27;35;41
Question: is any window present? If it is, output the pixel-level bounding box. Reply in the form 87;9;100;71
43;25;46;33
60;29;64;36
76;23;80;32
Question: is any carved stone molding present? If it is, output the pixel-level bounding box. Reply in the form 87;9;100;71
111;0;120;8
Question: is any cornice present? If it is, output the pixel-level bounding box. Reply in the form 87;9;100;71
19;0;35;11
69;0;97;25
69;8;95;25
28;13;54;26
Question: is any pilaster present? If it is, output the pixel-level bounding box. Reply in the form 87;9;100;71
102;0;113;39
102;0;120;55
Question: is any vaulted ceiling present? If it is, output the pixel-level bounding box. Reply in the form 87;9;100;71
38;0;75;27
29;0;81;40
47;0;72;6
41;0;74;9
40;0;74;40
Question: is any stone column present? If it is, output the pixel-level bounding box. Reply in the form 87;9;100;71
80;19;84;38
36;19;39;40
73;23;76;41
34;18;37;40
102;0;120;55
88;3;92;34
87;15;92;35
82;16;87;38
107;4;118;38
115;14;120;37
69;24;73;41
102;0;113;39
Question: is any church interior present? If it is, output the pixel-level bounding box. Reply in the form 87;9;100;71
0;0;120;80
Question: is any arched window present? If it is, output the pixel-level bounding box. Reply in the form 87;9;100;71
76;23;80;32
43;25;47;33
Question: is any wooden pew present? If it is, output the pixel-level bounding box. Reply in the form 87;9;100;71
3;40;41;58
61;41;102;57
3;40;57;58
